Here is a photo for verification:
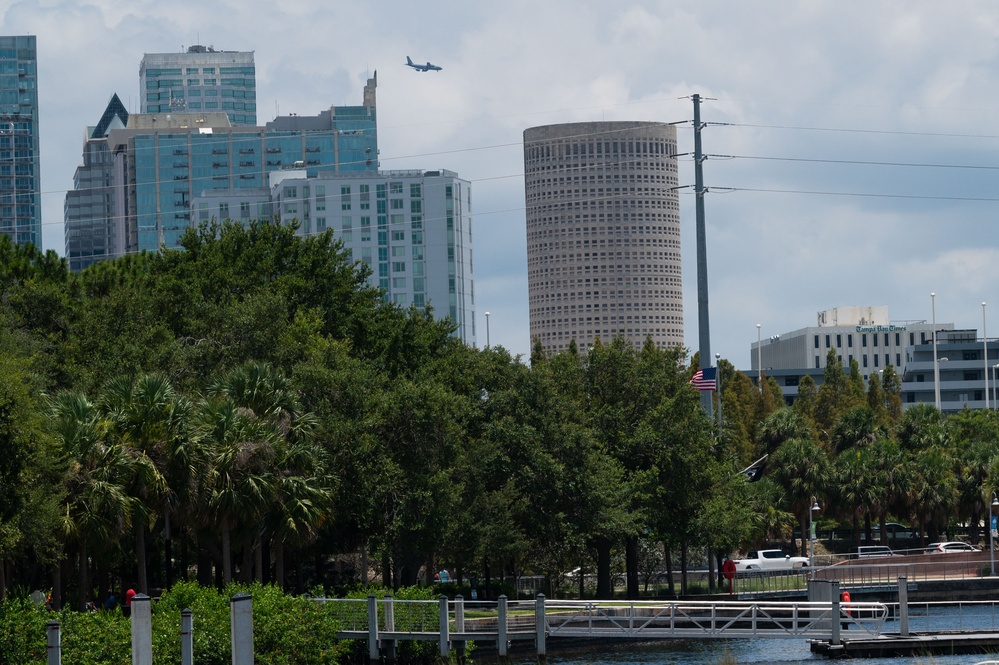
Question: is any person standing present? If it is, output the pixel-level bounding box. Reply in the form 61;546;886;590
124;588;136;617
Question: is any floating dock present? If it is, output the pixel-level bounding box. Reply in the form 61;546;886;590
811;631;999;658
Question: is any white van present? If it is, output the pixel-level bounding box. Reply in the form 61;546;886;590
857;545;894;558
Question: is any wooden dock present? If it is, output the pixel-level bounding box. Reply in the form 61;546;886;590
811;631;999;658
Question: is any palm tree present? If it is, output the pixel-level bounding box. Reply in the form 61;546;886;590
208;362;324;585
100;374;187;593
768;436;830;556
196;395;276;584
268;439;332;588
51;391;133;610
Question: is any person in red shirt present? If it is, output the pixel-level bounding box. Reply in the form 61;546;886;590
124;588;136;617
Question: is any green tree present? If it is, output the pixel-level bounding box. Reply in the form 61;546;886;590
768;436;830;556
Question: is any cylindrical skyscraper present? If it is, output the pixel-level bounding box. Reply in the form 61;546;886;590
524;121;682;354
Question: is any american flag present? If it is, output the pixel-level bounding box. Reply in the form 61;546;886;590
689;367;717;391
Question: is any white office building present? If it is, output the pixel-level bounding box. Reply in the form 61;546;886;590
193;169;475;344
750;306;956;407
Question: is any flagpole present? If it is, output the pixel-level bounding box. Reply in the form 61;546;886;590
715;353;722;434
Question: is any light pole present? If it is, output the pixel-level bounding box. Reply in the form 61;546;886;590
932;293;941;410
757;323;762;393
985;302;990;410
809;497;821;579
991;491;999;576
936;357;949;411
484;311;490;349
715;352;722;432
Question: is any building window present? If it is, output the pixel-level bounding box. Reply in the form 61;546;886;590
863;355;868;368
815;356;820;369
825;335;830;348
240;202;250;218
836;334;842;347
392;277;407;289
895;333;901;346
862;334;867;347
814;335;819;349
219;202;229;219
848;334;853;347
874;354;879;368
392;230;404;241
896;353;900;367
873;334;878;347
392;261;406;272
391;199;404;210
390;182;403;194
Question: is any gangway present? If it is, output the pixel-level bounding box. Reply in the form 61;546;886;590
319;594;888;661
543;598;887;639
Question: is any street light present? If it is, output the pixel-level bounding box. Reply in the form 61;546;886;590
985;302;990;410
809;497;821;579
484;311;491;349
991;492;999;576
932;293;940;410
936;357;949;411
757;323;762;393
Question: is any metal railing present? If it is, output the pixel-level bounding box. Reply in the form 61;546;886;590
541;598;887;639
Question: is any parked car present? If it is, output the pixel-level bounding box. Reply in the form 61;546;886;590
860;522;919;540
734;549;809;571
857;545;894;558
925;541;981;554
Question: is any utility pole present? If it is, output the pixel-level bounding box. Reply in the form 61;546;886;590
693;94;712;417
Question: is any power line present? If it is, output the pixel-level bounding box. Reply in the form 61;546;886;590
707;121;999;141
707;154;999;171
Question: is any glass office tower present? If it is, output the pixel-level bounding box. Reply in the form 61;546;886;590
0;35;40;247
109;74;378;255
140;45;256;126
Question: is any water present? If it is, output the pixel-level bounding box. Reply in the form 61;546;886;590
518;605;999;665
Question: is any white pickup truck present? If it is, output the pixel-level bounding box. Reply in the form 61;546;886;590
734;549;809;571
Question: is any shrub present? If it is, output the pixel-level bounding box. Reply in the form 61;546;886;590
0;595;49;664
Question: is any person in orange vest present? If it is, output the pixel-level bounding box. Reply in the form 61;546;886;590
840;589;851;630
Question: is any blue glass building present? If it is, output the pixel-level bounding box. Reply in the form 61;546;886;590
64;94;129;271
140;45;256;127
108;74;378;255
0;35;40;247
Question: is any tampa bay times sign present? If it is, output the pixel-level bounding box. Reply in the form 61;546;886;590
855;325;907;333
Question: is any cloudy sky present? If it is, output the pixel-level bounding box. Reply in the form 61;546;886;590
6;0;999;368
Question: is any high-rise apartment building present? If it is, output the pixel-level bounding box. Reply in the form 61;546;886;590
192;168;476;344
523;121;682;354
64;94;129;271
0;35;40;247
104;75;377;256
140;45;256;126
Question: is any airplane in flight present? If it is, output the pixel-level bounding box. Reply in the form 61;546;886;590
406;56;442;72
